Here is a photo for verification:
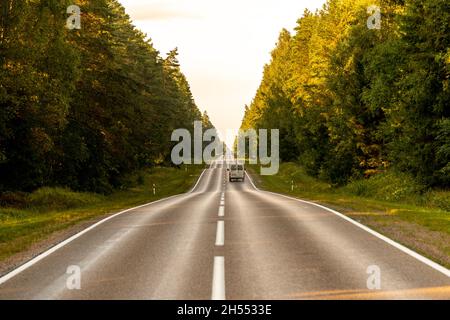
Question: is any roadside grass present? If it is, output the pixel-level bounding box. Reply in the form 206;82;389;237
0;166;204;263
248;163;450;268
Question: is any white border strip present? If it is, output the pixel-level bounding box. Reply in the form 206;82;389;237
245;172;450;278
0;169;207;285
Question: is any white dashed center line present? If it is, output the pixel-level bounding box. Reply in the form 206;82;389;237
218;206;224;217
215;221;224;246
212;173;226;300
212;256;225;300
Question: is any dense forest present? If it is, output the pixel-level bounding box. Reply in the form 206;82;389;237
0;0;211;193
241;0;449;187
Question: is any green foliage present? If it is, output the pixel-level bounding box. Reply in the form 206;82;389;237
0;0;205;193
27;187;103;210
343;171;426;202
385;0;450;186
424;191;450;212
275;162;332;193
0;191;28;207
241;0;449;188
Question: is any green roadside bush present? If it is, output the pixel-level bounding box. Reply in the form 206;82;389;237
274;163;450;212
342;171;426;202
277;162;332;193
27;187;103;211
0;191;28;207
0;208;31;222
424;191;450;211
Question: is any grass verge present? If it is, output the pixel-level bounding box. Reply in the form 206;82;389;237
0;166;204;266
248;163;450;269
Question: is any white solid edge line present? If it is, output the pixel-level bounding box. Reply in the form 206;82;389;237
0;169;207;286
215;221;225;246
218;206;225;217
245;171;258;190
189;168;207;193
212;256;225;300
245;172;450;278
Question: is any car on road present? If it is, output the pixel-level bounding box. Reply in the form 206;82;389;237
228;163;245;182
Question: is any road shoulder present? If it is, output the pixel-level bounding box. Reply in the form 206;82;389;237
247;166;450;270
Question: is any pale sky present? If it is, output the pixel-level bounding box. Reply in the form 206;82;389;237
119;0;326;144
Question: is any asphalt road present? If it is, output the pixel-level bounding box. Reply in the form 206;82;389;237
0;161;449;299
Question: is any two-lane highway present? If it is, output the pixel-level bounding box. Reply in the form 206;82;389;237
0;161;449;299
